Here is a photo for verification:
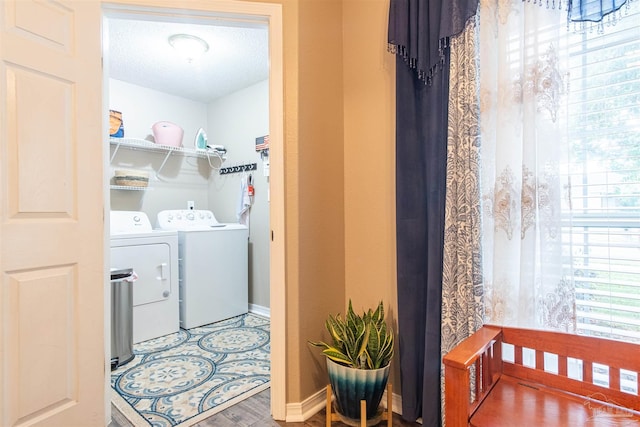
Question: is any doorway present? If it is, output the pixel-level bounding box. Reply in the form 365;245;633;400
102;0;285;421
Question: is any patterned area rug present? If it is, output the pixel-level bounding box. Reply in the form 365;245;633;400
111;313;270;427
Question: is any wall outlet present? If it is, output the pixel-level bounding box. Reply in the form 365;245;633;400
187;201;195;210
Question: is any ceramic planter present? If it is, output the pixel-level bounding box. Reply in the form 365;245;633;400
326;358;390;424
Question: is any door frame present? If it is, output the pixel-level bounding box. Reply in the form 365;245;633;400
101;0;286;420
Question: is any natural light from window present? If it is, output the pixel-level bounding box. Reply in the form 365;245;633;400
562;2;640;343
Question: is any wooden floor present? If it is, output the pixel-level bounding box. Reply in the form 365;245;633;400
109;388;422;427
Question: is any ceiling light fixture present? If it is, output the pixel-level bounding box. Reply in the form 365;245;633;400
168;34;209;62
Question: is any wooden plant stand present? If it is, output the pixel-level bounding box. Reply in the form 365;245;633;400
325;383;393;427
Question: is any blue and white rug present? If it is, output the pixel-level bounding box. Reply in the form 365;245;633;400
111;313;270;427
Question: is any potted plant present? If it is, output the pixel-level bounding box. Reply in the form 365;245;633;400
309;300;394;425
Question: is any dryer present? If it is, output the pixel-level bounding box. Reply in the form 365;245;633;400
110;211;179;343
157;209;248;329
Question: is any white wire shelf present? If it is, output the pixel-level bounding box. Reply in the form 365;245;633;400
109;185;150;191
109;137;224;157
109;137;226;175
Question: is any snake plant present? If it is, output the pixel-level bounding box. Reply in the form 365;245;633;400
309;300;394;369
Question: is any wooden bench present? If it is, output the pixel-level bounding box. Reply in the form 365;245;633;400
443;326;640;426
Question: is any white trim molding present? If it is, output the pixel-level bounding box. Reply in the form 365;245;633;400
285;387;327;422
249;303;270;318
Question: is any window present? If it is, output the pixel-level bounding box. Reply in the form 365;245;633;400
562;3;640;343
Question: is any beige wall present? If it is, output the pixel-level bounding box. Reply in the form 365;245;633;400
248;0;342;401
251;0;396;406
343;0;398;391
296;0;346;400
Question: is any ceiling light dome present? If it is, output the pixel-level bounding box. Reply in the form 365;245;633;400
168;34;209;62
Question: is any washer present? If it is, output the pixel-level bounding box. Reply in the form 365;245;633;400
110;211;179;343
156;209;248;329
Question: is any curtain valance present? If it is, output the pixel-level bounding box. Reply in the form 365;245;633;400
387;0;478;82
388;0;631;83
569;0;629;22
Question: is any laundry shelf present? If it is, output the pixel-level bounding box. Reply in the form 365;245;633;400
109;137;213;158
109;137;226;175
110;185;150;191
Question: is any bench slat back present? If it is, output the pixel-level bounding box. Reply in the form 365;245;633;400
500;326;640;412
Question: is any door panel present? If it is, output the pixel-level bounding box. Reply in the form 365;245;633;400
1;1;104;426
7;65;74;216
8;266;77;420
8;0;72;50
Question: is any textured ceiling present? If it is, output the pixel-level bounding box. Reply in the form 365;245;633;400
107;18;269;103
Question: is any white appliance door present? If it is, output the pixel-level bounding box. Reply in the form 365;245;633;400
111;243;172;306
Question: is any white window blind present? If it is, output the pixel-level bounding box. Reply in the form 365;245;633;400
562;3;640;343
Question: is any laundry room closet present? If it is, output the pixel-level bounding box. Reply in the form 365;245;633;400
106;16;272;323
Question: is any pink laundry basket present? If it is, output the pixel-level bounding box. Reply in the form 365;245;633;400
152;121;184;147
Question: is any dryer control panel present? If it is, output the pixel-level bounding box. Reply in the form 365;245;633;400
111;211;153;235
157;209;222;231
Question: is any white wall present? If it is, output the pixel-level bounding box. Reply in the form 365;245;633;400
108;79;213;221
109;79;208;147
207;79;270;309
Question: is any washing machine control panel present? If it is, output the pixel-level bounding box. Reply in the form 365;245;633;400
157;209;220;230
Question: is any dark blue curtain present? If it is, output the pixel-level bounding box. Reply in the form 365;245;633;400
389;0;478;424
394;53;449;424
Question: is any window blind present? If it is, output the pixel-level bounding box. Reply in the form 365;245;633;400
562;2;640;343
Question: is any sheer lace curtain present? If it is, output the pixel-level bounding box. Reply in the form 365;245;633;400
478;0;575;331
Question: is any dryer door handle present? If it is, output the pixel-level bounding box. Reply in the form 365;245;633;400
159;263;168;280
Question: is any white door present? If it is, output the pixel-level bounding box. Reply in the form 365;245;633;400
0;1;105;426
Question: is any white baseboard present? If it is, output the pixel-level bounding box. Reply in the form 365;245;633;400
285;386;404;422
249;304;270;318
285;387;327;422
382;388;403;416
